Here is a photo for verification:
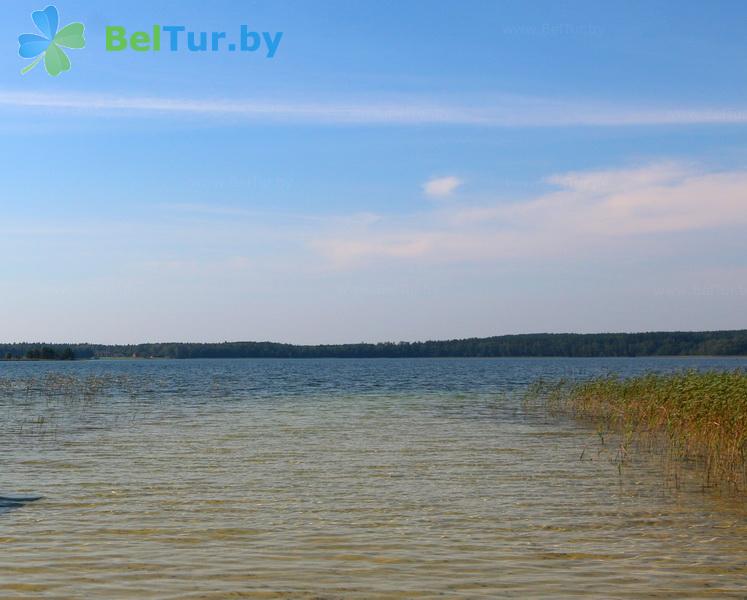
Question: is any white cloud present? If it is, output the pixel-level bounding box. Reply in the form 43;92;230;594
312;163;747;267
3;162;745;341
423;176;463;198
8;163;745;272
544;162;688;195
2;91;747;127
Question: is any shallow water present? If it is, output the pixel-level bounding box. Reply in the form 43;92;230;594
1;357;747;599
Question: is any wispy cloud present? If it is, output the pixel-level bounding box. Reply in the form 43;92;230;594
544;162;689;195
423;176;463;198
2;91;747;127
161;202;254;216
312;163;747;267
5;162;746;274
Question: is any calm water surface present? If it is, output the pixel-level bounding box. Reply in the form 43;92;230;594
1;357;747;599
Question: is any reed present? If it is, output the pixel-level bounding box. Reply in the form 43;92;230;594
528;370;747;490
0;374;141;439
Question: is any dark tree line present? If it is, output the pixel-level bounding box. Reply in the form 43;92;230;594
2;346;76;361
1;330;746;360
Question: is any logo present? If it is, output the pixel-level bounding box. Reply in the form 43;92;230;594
18;5;85;77
105;25;282;57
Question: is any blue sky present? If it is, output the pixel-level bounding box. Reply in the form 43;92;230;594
1;0;746;343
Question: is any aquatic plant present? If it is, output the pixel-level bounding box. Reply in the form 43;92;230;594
0;374;142;439
529;370;747;490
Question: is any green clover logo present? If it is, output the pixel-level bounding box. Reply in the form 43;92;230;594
18;5;85;76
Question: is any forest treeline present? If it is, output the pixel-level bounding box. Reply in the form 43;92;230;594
2;346;76;361
1;330;746;360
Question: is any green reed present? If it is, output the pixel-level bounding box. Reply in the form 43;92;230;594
527;370;747;490
0;374;142;439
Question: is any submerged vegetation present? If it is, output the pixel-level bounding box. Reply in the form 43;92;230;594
529;370;747;490
0;374;143;439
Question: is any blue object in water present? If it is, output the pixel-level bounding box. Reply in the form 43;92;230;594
0;495;42;515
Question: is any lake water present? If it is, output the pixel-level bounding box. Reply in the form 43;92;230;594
1;357;747;598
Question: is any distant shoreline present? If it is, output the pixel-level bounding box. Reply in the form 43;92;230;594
1;330;746;360
3;355;747;363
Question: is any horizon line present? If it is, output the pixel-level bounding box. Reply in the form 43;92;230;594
2;328;746;347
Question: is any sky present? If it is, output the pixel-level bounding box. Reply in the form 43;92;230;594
1;0;746;344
